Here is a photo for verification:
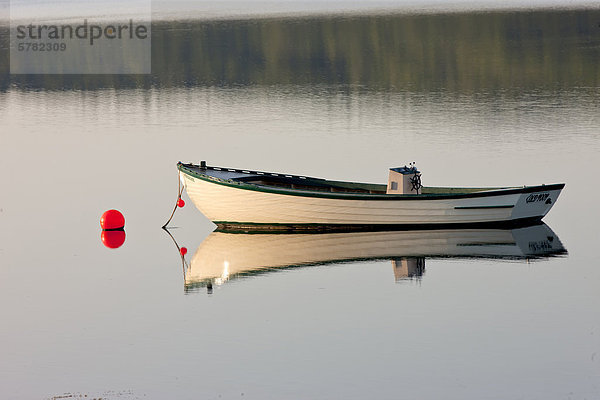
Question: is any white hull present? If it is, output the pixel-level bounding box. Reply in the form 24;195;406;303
180;172;562;226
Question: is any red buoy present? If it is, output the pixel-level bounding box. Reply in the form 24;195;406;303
101;230;126;249
100;209;125;230
177;198;185;208
180;247;188;256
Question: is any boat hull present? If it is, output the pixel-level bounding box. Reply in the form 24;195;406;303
180;170;563;228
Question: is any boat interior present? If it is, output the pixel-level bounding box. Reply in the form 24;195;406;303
180;162;505;195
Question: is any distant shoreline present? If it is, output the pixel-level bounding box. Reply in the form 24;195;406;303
1;1;600;25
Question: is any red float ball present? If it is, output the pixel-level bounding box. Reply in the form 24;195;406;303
177;198;185;208
101;230;126;249
100;209;125;230
180;247;188;256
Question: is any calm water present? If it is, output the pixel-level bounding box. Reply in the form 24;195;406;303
1;7;600;400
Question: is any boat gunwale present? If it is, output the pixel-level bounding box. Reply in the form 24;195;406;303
177;162;565;201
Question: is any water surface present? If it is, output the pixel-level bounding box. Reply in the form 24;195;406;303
0;7;599;400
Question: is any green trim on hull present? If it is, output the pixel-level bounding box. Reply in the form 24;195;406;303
455;205;515;209
178;162;565;201
214;217;545;233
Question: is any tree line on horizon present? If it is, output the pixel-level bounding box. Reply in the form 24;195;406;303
0;8;598;91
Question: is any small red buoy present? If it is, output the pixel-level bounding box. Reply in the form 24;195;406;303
177;198;185;208
101;230;126;249
100;209;125;230
180;247;188;256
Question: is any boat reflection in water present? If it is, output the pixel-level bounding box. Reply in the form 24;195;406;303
181;223;566;293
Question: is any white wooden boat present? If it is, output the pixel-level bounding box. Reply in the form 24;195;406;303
182;223;566;290
178;161;564;230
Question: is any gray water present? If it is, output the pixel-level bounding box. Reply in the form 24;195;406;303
1;7;600;400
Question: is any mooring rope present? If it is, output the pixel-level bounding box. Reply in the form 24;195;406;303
162;172;184;228
161;224;190;291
